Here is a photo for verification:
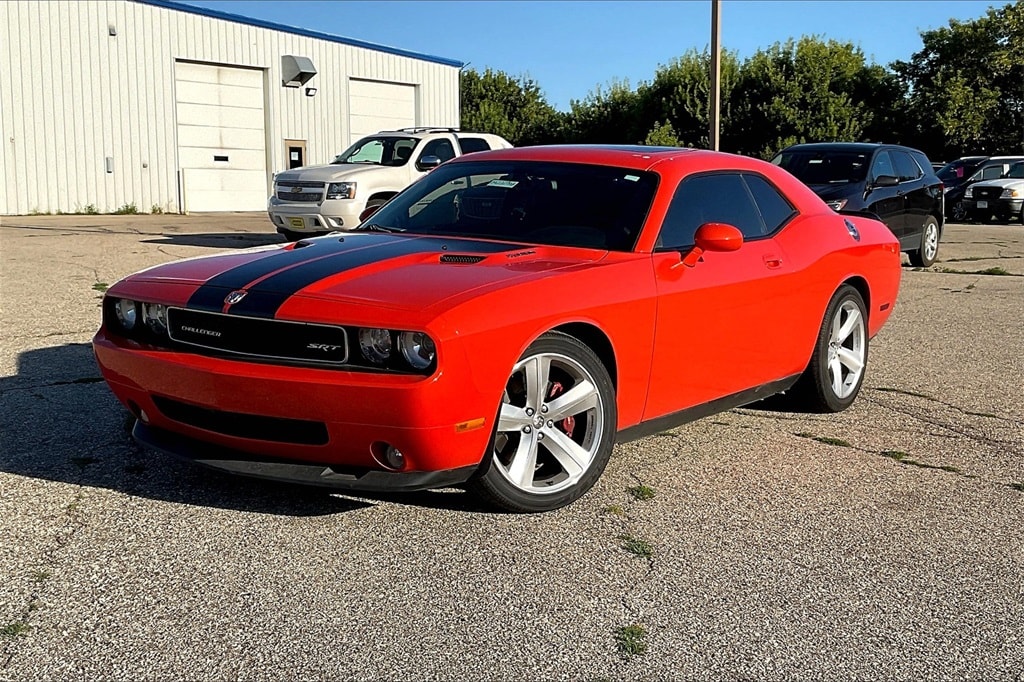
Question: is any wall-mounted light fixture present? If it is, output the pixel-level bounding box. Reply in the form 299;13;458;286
305;87;317;97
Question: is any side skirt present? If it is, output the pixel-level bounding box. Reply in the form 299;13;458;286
616;374;801;444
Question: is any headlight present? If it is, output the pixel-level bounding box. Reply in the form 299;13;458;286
398;331;436;370
965;187;973;198
358;327;392;364
114;298;137;330
825;199;847;211
142;303;168;335
1001;188;1020;198
326;182;356;200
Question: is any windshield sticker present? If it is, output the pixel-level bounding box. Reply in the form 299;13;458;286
624;174;640;182
487;179;519;188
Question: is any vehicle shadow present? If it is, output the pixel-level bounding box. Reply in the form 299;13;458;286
141;232;285;249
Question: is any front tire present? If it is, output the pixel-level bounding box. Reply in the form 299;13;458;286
468;332;616;513
951;200;968;222
791;285;868;413
908;216;939;267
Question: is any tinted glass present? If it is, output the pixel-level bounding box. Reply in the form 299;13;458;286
743;174;795;233
362;161;659;251
980;166;1004;180
1008;162;1024;179
893;151;922;182
658;174;765;247
420;139;457;163
772;150;869;185
870;151;896;179
459;137;491;154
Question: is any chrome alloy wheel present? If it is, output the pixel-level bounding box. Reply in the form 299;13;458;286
827;300;866;400
493;352;605;495
923;221;939;262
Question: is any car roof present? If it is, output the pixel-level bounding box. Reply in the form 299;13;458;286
445;144;708;171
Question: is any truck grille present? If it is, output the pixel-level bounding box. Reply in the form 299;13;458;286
167;308;349;366
276;180;325;202
973;187;1003;202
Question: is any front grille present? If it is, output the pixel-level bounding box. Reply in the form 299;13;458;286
974;187;1003;202
276;181;325;203
439;254;486;264
167;308;349;365
152;396;329;445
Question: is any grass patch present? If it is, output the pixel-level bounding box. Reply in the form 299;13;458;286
29;569;50;583
879;451;961;474
1;621;31;638
92;282;108;292
112;202;139;215
82;204;99;215
796;433;851;447
880;450;909;461
627;484;656;501
619;534;653;558
1008;483;1024;493
150;204;164;214
615;624;648;657
604;504;626;517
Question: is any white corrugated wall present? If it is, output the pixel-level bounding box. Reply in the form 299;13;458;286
0;0;461;215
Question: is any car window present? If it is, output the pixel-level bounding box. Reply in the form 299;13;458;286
1008;162;1024;179
772;150;868;185
981;165;1004;180
419;139;457;164
458;137;491;154
363;160;659;251
893;151;922;182
657;173;766;248
333;136;418;166
742;174;796;233
870;151;896;180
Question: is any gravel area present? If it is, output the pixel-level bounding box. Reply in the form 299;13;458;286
1;214;1022;679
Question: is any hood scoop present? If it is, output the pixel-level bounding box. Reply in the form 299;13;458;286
439;254;487;264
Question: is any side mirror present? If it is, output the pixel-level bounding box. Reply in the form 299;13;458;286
416;155;442;172
871;174;899;188
679;222;744;268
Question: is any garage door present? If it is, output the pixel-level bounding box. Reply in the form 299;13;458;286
348;79;417;144
175;62;267;212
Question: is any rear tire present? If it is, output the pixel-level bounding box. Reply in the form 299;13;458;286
468;332;616;513
908;216;939;267
790;285;868;413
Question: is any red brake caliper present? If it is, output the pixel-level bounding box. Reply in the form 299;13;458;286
548;382;575;438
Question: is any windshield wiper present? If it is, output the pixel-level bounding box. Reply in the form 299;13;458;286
357;224;404;233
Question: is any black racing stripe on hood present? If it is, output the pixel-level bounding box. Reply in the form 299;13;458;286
221;236;521;318
186;234;408;312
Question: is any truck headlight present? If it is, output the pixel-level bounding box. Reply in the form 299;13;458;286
964;187;973;198
1001;188;1020;198
326;182;356;200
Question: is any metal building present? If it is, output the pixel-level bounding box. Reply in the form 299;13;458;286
0;0;462;214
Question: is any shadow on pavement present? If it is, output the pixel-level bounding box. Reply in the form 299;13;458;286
2;342;486;516
142;232;285;248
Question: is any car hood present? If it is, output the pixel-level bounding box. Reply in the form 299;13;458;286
971;178;1024;190
114;233;604;318
274;163;386;183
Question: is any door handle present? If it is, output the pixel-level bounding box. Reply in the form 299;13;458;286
763;255;783;268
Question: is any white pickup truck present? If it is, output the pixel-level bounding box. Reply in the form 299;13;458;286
964;160;1024;224
268;128;513;240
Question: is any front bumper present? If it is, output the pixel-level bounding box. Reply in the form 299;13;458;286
134;421;477;491
267;197;363;233
964;197;1023;221
93;330;497;484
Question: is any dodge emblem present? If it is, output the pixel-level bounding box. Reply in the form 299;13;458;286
224;290;248;305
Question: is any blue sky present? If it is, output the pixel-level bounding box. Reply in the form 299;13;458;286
178;1;999;111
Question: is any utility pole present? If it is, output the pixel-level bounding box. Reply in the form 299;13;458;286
709;0;721;151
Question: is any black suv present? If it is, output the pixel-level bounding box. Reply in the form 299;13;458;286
771;143;944;267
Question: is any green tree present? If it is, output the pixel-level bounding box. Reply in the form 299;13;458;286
732;37;879;159
644;121;682;146
892;2;1024;157
459;68;562;146
562;80;644;144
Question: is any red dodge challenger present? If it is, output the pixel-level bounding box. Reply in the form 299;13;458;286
93;145;901;512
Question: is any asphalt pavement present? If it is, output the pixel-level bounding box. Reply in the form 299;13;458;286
1;213;1022;679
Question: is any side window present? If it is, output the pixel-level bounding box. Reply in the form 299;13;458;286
870;151;896;180
458;137;491;154
981;165;1004;180
893;151;921;182
419;139;457;164
742;174;796;233
657;174;766;249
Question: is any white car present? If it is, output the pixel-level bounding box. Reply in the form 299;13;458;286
268;128;513;240
964;160;1024;224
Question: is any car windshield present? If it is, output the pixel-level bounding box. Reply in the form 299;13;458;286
772;150;869;185
360;160;659;251
332;136;418;166
937;159;978;182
